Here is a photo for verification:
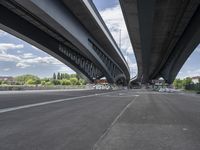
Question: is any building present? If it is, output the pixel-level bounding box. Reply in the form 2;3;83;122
0;76;14;82
0;76;15;85
191;76;200;84
94;79;108;84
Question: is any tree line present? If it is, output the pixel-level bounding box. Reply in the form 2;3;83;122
0;73;86;86
173;77;199;89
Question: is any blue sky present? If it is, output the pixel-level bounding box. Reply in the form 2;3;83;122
0;31;74;77
93;0;118;10
0;0;199;79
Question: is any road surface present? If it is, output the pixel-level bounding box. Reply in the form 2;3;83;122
0;89;200;150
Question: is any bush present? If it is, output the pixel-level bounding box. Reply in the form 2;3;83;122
61;79;71;85
15;74;40;84
79;79;86;85
45;81;53;86
70;78;78;85
76;81;81;85
26;79;35;85
52;80;61;85
41;81;46;85
1;81;8;85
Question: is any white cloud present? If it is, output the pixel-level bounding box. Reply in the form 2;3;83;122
177;69;200;79
58;66;75;74
123;56;137;77
0;30;7;37
3;68;10;71
17;50;22;53
186;69;200;77
99;4;137;78
126;46;134;54
99;5;134;56
22;53;35;58
0;53;21;62
0;44;62;68
0;43;24;54
0;33;74;75
19;56;62;65
16;62;30;69
0;43;23;63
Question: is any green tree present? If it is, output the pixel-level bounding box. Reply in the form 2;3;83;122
15;74;40;85
45;81;53;86
173;79;183;89
53;73;56;80
70;78;78;85
64;73;70;79
57;72;61;80
76;80;81;85
60;73;63;80
76;74;81;80
41;78;50;82
79;79;86;85
26;79;35;85
41;81;46;85
2;80;8;85
26;78;41;85
61;79;71;85
182;77;192;88
35;79;41;85
70;74;77;78
52;79;61;85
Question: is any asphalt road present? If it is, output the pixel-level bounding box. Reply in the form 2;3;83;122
0;89;134;150
0;89;200;150
95;90;200;150
0;89;111;109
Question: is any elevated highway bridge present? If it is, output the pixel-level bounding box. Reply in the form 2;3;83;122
0;0;130;85
120;0;200;84
0;0;199;86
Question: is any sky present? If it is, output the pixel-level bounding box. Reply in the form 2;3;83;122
0;31;74;78
0;0;199;79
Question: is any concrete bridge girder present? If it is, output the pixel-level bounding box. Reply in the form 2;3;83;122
0;0;130;85
120;0;200;84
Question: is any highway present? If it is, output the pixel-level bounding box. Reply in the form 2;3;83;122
0;89;200;150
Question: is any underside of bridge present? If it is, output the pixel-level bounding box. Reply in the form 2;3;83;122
120;0;200;84
0;0;130;85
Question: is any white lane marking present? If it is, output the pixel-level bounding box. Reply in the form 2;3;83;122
0;89;89;95
103;94;139;97
0;91;118;114
92;95;139;150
